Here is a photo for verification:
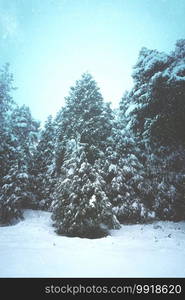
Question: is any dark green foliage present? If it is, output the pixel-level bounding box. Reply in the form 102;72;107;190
125;39;185;221
141;144;185;221
0;162;26;224
103;103;152;223
130;40;185;146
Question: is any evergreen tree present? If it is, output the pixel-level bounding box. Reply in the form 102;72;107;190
127;40;185;220
0;64;24;224
0;160;28;224
130;39;185;145
31;115;56;210
10;105;40;208
52;73;120;237
0;64;15;187
103;100;152;223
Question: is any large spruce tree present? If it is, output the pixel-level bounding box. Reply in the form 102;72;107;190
52;73;120;237
0;65;40;223
10;105;40;208
127;39;185;220
0;64;23;224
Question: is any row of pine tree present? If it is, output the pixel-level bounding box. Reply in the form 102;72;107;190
0;40;185;238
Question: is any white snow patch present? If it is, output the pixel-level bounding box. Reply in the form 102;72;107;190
148;211;156;219
125;103;137;117
108;164;117;173
68;167;74;175
0;210;185;277
89;195;96;207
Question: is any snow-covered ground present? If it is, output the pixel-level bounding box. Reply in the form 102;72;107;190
0;209;185;277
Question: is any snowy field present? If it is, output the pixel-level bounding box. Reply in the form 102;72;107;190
0;209;185;278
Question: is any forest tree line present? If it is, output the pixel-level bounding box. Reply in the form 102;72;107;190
0;39;185;238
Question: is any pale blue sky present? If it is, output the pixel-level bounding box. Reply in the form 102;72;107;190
0;0;185;123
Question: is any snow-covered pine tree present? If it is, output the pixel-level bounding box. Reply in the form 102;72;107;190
31;115;56;210
52;73;120;237
128;40;185;220
102;94;153;224
0;64;25;224
10;105;40;208
52;139;120;238
0;64;14;187
130;40;185;145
